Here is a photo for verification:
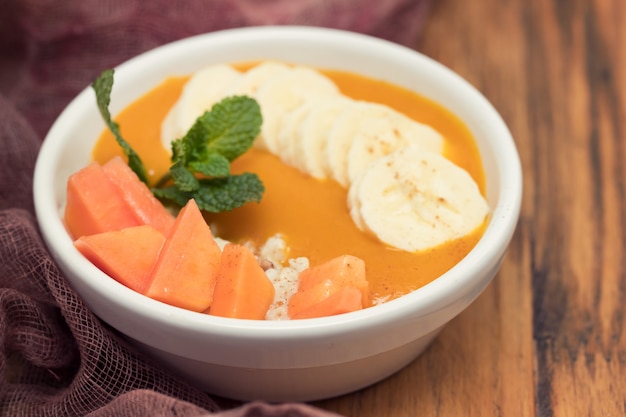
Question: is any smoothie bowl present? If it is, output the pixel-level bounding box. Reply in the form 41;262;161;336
33;26;522;402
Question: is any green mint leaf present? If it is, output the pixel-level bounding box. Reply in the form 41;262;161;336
171;115;210;167
152;187;193;208
170;137;186;164
202;95;262;161
92;69;149;184
170;96;261;175
170;161;199;192
189;153;230;178
193;173;264;212
153;173;264;213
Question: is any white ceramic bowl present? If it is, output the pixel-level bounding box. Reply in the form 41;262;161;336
33;26;522;402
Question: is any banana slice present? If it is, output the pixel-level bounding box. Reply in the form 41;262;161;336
220;61;292;150
346;165;367;230
175;65;242;136
255;65;341;155
326;101;399;187
160;64;242;150
350;146;489;252
275;101;316;168
346;112;443;184
294;97;353;179
225;61;291;97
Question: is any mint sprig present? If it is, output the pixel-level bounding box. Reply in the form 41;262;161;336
92;69;265;212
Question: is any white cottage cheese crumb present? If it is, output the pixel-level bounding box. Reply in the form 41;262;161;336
256;235;309;320
264;256;309;320
259;234;287;266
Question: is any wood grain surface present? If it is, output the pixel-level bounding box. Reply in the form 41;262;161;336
312;1;626;415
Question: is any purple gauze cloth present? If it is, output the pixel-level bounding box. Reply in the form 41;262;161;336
0;1;432;415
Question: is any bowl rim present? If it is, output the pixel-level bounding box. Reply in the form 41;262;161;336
34;25;522;343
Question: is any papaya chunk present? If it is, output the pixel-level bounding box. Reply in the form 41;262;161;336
288;254;368;319
210;243;275;320
65;162;140;239
290;286;363;320
144;198;221;312
74;225;165;293
102;156;175;236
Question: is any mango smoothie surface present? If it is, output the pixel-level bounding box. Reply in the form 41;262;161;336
92;61;489;305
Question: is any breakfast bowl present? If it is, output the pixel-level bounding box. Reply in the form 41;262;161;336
33;26;522;402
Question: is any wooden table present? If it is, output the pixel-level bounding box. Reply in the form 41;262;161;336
311;1;626;415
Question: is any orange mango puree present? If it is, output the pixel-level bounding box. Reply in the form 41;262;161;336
92;66;487;304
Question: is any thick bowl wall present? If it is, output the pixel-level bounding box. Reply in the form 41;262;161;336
33;26;522;401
